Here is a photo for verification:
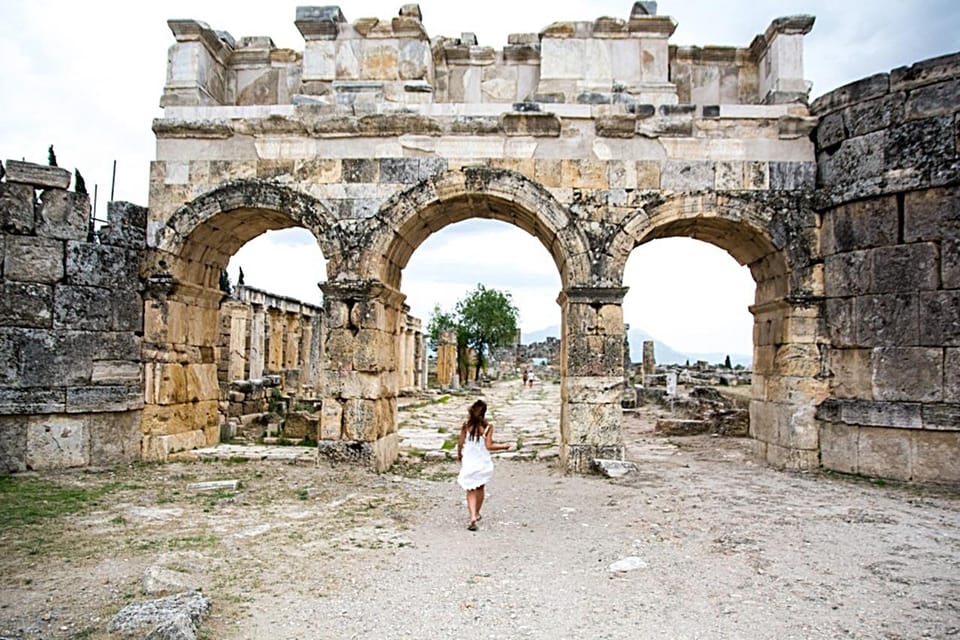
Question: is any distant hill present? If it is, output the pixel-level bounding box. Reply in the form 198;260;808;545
520;325;751;368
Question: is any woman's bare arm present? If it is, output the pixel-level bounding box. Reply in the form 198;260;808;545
484;424;511;452
457;425;466;461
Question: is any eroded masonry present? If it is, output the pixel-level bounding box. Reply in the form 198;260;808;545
1;2;957;482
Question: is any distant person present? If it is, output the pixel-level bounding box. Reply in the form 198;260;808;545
527;371;535;387
522;369;529;386
456;399;511;531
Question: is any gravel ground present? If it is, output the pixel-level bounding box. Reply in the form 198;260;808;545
1;381;958;639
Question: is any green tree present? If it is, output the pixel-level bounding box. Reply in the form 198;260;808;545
724;354;732;369
455;284;519;380
219;270;232;295
426;304;457;349
47;145;58;167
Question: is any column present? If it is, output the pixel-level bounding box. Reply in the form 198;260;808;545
318;280;403;472
558;286;629;473
248;305;265;379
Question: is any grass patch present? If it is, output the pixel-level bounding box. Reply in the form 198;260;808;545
0;476;117;528
399;395;451;411
441;439;456;450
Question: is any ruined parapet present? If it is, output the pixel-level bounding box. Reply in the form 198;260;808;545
641;340;656;376
158;4;815;109
0;161;145;472
812;52;960;484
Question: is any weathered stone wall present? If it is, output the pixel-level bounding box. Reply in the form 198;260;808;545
812;53;960;483
0;161;145;471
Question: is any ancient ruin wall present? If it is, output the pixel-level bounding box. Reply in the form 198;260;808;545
813;53;960;483
0;163;145;471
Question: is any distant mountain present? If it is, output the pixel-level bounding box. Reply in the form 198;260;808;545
520;325;751;368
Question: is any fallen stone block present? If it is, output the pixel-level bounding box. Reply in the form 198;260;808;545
655;418;711;436
108;590;211;640
186;480;239;492
592;458;638;478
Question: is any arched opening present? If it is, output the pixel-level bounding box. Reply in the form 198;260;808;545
401;217;563;455
622;237;755;454
614;193;825;471
143;182;335;461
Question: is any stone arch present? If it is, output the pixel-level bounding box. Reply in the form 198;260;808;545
610;191;825;471
141;181;337;461
363;167;592;291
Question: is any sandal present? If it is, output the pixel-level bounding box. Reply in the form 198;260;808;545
467;520;478;531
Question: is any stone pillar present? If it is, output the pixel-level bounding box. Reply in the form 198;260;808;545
299;315;314;393
755;15;815;104
227;306;249;382
248;305;265;379
436;329;457;387
558;287;629;473
284;313;301;370
642;340;656;376
265;308;284;373
161;19;234;107
318;280;401;472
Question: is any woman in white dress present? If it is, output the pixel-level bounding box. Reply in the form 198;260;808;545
456;399;510;531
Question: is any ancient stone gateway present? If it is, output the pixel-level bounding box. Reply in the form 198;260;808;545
1;3;956;482
144;3;826;474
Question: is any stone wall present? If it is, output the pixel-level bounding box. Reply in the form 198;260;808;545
812;53;960;483
0;161;145;471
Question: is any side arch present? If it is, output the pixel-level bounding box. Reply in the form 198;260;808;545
364;167;591;290
609;191;826;472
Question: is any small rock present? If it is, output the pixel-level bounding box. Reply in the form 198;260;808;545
185;480;239;492
142;567;196;595
608;557;648;573
108;591;211;640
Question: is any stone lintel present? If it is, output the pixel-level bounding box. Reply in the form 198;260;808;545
499;112;561;137
765;15;815;39
559;287;629;306
4;160;71;190
320;279;405;308
167;19;235;63
295;6;346;40
671;45;743;65
626;15;677;37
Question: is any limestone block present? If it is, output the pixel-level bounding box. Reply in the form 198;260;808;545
563;401;623;446
855;293;919;347
818;421;859;475
53;285;142;332
37;189;89;241
283;412;319;439
777;402;819;450
837;399;923;429
0;388;66;414
817;130;885;191
749;399;779;444
871;243;940;294
92;360;142;385
540;38;586;81
379;158;420;184
561;160;608;189
857;426;914;481
4;237;63;283
946;349;960;403
185;363;221;402
0;282;53;328
820;197;898;256
144;362;187;405
65;242;140;288
26;416;89;469
922;404;960;431
943;237;960;290
772;344;821;377
661;160;714;191
912;429;960;483
342;397;386;441
884;115;955;175
354;329;396;371
743;162;769;190
762;441;820;472
303;40;336;81
4;160;71;189
920;291;960;346
824;251;872;298
828;348;872;399
66;385;143;413
141;400;219;437
824;298;857;347
372;432;399;472
360;43;400;80
714;162;743;190
320;369;384;399
140;429;209;462
768;161;816;191
562;376;624;404
0;183;36;234
500;113;561;137
0;415;27;472
872;347;943;402
903;185;959;243
342;158;379;183
904;78;960;120
815;110;845;149
237;68;280;106
320;399;343;439
844;92;905;138
636;161;661;189
399;39;429;80
293;158;341;183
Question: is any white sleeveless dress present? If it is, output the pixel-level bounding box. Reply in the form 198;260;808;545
457;428;494;490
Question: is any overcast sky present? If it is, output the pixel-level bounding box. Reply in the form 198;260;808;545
2;1;957;356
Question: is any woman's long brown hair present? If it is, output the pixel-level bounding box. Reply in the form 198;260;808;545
463;399;488;441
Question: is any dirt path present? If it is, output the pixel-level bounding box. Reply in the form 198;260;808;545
1;382;958;639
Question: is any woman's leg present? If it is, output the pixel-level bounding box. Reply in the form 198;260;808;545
466;489;479;524
476;485;485;519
